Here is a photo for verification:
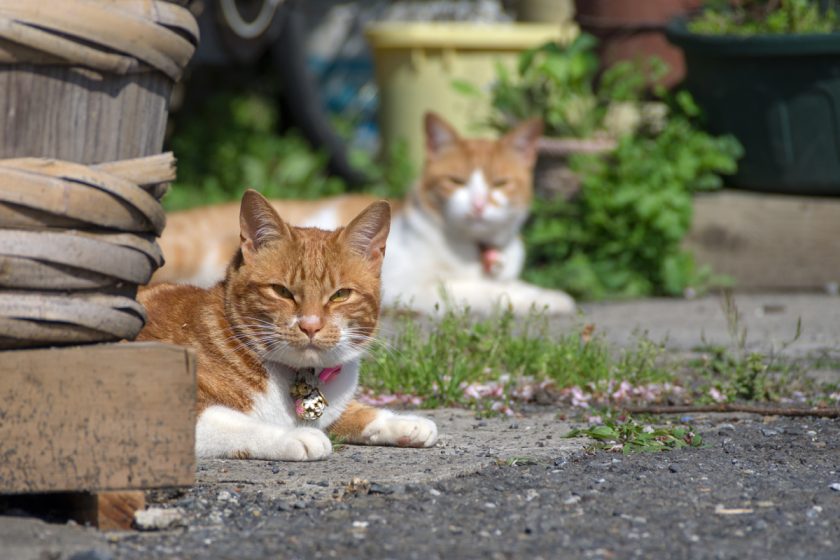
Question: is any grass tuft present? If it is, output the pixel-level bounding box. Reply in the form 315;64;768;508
361;305;671;411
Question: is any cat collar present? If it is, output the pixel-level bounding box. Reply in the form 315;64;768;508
290;366;342;421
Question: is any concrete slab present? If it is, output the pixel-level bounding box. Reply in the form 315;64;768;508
554;293;840;357
197;409;584;503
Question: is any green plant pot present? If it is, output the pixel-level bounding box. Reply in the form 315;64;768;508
666;19;840;195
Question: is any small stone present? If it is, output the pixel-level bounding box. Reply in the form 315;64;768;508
668;464;680;473
133;508;186;531
271;465;281;474
563;495;581;505
68;550;113;560
718;424;736;432
293;501;307;509
368;483;394;495
217;490;233;502
829;483;840;492
429;488;442;497
760;428;780;437
276;502;292;512
508;422;519;429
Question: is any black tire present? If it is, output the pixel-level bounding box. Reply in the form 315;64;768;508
271;0;371;187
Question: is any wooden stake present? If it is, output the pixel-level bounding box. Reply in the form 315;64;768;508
71;491;146;531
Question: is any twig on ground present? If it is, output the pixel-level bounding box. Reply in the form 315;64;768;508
622;404;840;418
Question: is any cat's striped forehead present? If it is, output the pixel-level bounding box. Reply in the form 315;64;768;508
244;227;379;295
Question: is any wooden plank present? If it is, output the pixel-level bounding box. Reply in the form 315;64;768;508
686;190;840;290
0;342;196;494
71;491;146;531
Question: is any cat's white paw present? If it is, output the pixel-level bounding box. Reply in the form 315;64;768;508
540;289;576;315
362;413;438;447
272;427;332;461
508;285;576;315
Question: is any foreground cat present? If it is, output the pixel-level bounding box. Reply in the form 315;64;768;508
155;113;575;315
138;190;437;460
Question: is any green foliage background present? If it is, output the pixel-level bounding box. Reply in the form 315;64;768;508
165;86;411;212
523;92;742;299
476;36;743;299
689;0;839;35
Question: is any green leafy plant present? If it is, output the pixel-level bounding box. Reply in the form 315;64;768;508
455;34;662;138
166;91;411;211
565;417;703;453
463;33;744;299
689;0;839;35
523;91;742;299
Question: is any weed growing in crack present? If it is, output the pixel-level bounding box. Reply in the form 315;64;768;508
564;417;703;453
694;291;803;402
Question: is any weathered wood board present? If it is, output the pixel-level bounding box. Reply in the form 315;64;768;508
0;342;196;494
686;190;840;290
0;65;170;163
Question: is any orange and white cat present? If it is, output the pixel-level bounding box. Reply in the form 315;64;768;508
138;190;437;460
155;113;575;315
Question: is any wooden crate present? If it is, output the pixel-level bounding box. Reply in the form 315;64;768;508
0;342;196;495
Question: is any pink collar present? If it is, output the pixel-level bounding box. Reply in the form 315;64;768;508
318;365;342;384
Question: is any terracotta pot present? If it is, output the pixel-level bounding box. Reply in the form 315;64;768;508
574;0;702;88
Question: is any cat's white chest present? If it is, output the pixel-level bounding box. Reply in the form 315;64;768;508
249;360;360;431
382;210;523;291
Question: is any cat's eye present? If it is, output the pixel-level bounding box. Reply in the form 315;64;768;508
493;178;510;188
271;284;294;299
329;288;352;303
448;176;466;186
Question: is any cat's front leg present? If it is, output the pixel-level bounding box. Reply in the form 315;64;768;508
329;401;438;448
443;278;576;315
197;405;332;461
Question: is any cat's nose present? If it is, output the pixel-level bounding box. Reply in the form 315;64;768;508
298;316;323;340
471;198;486;215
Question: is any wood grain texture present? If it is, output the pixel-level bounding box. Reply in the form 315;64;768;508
0;65;170;162
0;342;196;494
686;190;840;289
71;491;146;531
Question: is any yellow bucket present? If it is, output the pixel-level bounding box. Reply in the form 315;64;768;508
365;22;578;171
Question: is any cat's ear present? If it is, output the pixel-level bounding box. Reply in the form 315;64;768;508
239;189;290;263
424;112;460;157
340;201;391;269
501;118;543;165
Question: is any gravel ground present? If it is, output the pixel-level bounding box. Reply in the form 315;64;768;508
64;413;838;560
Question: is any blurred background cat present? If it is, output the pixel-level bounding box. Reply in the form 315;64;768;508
155;113;575;314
